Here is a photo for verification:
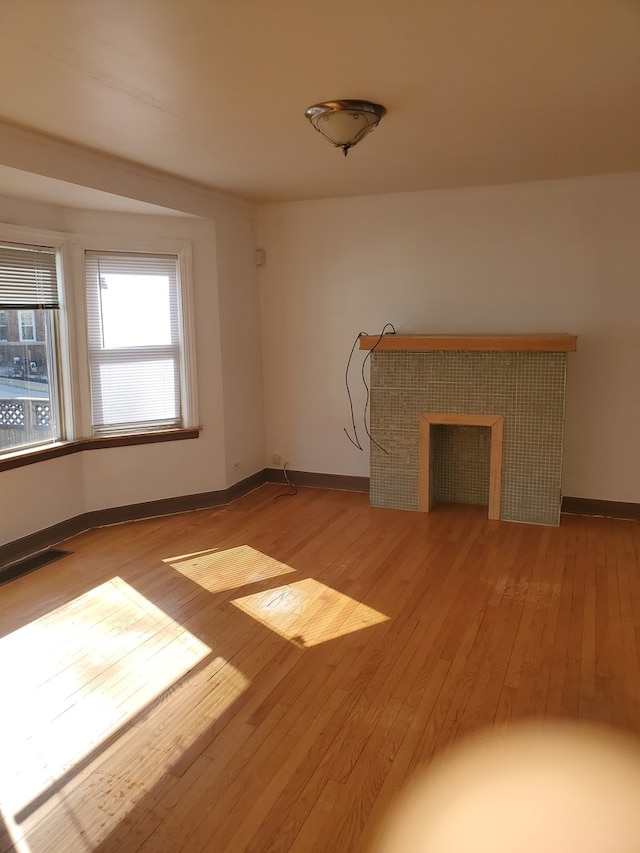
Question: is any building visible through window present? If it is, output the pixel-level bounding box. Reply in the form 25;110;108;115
0;243;61;453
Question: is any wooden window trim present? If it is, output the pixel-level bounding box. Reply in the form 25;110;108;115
0;427;201;472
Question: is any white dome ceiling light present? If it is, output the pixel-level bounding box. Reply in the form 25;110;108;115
304;100;387;156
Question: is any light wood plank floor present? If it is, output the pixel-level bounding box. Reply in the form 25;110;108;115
1;485;639;852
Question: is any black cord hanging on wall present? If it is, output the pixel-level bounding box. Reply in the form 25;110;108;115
344;323;396;454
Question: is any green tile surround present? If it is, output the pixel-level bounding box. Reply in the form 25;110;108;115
370;351;568;526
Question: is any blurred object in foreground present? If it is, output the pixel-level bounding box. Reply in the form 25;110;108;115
372;722;640;853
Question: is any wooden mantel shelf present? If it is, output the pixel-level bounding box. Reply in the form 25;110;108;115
359;333;577;352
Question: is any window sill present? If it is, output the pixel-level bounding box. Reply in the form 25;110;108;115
0;427;202;472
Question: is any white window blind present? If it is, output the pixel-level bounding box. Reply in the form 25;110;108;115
85;251;183;435
0;243;59;308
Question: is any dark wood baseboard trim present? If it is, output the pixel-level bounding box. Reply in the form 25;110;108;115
224;469;269;502
0;470;268;573
82;469;269;529
265;468;370;493
0;516;89;574
562;496;640;521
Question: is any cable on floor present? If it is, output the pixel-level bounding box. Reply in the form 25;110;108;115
273;461;298;501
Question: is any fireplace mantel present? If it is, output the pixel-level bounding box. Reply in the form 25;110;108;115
359;333;577;352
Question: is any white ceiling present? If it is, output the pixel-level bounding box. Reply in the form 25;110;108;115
0;0;639;208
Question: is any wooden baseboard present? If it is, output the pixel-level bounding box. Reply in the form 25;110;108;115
265;468;370;492
0;470;267;572
0;516;89;573
81;469;269;529
561;496;640;520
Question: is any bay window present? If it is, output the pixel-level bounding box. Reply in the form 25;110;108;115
0;229;198;465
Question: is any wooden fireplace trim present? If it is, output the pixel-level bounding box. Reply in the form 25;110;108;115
359;333;577;352
418;412;504;520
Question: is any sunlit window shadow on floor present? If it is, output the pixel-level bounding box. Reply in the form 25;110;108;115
163;544;296;592
232;578;389;647
0;576;250;851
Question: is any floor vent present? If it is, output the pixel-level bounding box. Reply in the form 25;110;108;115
0;549;71;586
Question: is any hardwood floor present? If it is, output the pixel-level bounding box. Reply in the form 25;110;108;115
1;485;639;852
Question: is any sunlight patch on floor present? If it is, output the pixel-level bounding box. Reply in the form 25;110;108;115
8;661;250;853
231;578;389;646
0;577;212;820
0;806;31;853
163;544;296;593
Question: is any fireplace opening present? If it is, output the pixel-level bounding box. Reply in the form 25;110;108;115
419;413;504;520
430;424;491;508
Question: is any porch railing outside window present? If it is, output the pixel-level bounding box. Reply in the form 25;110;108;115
0;243;61;454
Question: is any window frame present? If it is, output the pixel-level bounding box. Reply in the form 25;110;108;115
85;251;183;435
72;236;199;439
0;309;7;341
0;226;71;456
18;309;36;342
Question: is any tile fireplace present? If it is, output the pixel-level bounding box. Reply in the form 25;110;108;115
364;335;577;526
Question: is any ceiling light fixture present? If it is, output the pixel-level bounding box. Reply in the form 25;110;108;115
304;100;386;156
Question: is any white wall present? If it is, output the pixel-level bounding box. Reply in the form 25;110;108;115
2;454;86;544
215;211;266;486
1;194;265;546
257;173;640;503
